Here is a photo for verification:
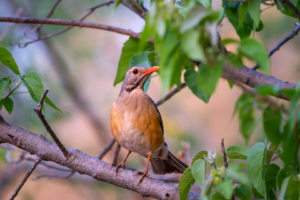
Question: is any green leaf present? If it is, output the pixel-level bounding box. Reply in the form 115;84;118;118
0;77;10;99
239;102;255;144
279;177;291;200
265;163;280;198
227;164;250;186
226;145;250;159
239;38;270;74
222;38;240;46
227;52;243;68
212;192;226;200
286;176;300;200
198;63;222;96
266;142;279;165
129;51;152;92
234;184;251;200
180;4;206;33
255;85;281;96
246;142;266;198
0;99;3;111
178;167;195;200
275;1;299;19
114;0;123;10
191;150;208;166
184;68;211;103
191;159;206;187
19;72;44;103
3;97;13;114
248;0;261;28
114;37;153;86
239;3;248;27
181;30;205;62
0;47;20;75
276;166;297;191
44;97;62;113
263;106;282;145
19;72;62;113
216;178;233;199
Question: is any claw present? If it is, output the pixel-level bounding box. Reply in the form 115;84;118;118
111;163;125;175
135;171;151;185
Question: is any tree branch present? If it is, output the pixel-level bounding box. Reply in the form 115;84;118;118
0;115;199;200
279;0;300;19
9;157;42;200
221;138;228;168
0;16;141;39
253;22;300;70
31;0;62;33
13;1;116;47
0;16;296;97
235;83;289;116
155;83;187;106
34;89;71;158
98;138;115;159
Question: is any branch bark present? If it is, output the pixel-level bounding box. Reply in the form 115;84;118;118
0;115;199;200
0;16;296;95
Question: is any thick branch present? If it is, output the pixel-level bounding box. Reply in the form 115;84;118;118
0;116;199;200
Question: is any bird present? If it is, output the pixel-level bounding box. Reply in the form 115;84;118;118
110;66;188;185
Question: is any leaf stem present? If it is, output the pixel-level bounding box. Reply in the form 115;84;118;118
5;81;22;98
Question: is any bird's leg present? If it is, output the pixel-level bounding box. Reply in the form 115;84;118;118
135;151;152;185
111;151;131;175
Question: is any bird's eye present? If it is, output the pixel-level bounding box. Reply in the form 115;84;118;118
133;68;139;74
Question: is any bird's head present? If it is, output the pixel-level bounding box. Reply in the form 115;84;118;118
119;66;159;95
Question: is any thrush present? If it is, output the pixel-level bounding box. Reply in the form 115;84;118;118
110;66;188;185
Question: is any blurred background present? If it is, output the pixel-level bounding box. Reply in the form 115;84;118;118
0;0;299;199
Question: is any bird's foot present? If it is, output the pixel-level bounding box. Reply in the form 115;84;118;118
135;170;151;185
110;163;125;175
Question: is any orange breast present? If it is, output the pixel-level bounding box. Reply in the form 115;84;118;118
110;90;164;154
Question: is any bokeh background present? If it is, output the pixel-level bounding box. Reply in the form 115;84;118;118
0;0;299;199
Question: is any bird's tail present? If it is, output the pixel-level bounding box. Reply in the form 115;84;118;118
150;151;189;174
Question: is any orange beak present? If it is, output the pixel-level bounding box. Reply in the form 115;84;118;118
139;66;159;76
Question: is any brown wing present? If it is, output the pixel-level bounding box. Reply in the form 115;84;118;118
146;95;164;135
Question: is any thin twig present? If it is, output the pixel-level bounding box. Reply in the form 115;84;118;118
155;83;187;106
9;157;42;200
32;0;62;33
98;138;115;159
129;0;146;18
276;0;285;11
113;144;121;164
235;83;289;116
221;138;228;168
34;170;75;180
34;89;71;158
11;0;143;47
253;23;300;70
25;157;73;172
